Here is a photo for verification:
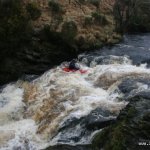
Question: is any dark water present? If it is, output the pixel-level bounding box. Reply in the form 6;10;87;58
79;33;150;67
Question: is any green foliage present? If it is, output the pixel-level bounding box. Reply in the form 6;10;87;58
114;0;150;32
48;1;64;30
92;11;108;25
61;21;78;42
26;3;41;20
0;0;32;58
48;0;63;13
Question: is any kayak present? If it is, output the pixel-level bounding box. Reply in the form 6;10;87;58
63;68;87;74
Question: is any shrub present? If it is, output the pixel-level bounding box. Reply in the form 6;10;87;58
50;15;63;30
61;21;78;42
88;0;101;8
26;3;41;20
78;0;86;4
0;0;32;58
113;0;150;32
75;34;86;47
48;0;63;13
84;15;93;26
92;11;108;25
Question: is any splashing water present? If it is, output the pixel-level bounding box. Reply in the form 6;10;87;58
1;34;150;149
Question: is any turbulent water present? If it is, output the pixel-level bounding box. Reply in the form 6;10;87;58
0;34;150;150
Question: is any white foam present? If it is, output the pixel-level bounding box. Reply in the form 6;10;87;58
0;85;24;125
0;119;48;150
1;56;150;149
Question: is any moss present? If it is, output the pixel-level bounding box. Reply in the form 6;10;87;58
127;107;136;118
137;113;150;138
26;2;41;21
92;129;110;148
91;122;127;150
91;105;136;150
107;124;127;150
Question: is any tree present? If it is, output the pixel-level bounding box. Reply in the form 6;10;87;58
0;0;32;58
114;0;150;32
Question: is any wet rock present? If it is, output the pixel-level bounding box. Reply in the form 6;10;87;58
92;90;150;150
118;78;150;98
57;117;86;143
85;108;116;130
53;108;116;144
136;91;150;100
59;117;83;131
55;116;89;143
118;79;140;95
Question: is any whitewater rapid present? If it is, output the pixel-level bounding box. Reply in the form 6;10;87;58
1;34;150;150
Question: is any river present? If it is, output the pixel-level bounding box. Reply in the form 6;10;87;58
0;34;150;150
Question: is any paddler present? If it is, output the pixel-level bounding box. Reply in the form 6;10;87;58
69;59;80;70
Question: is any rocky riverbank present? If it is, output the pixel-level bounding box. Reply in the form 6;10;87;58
0;0;122;85
92;79;150;150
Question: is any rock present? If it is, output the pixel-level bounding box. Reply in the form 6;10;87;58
92;90;150;150
85;108;116;130
118;78;150;98
53;108;116;144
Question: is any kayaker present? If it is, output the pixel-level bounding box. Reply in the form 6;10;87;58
69;59;80;70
